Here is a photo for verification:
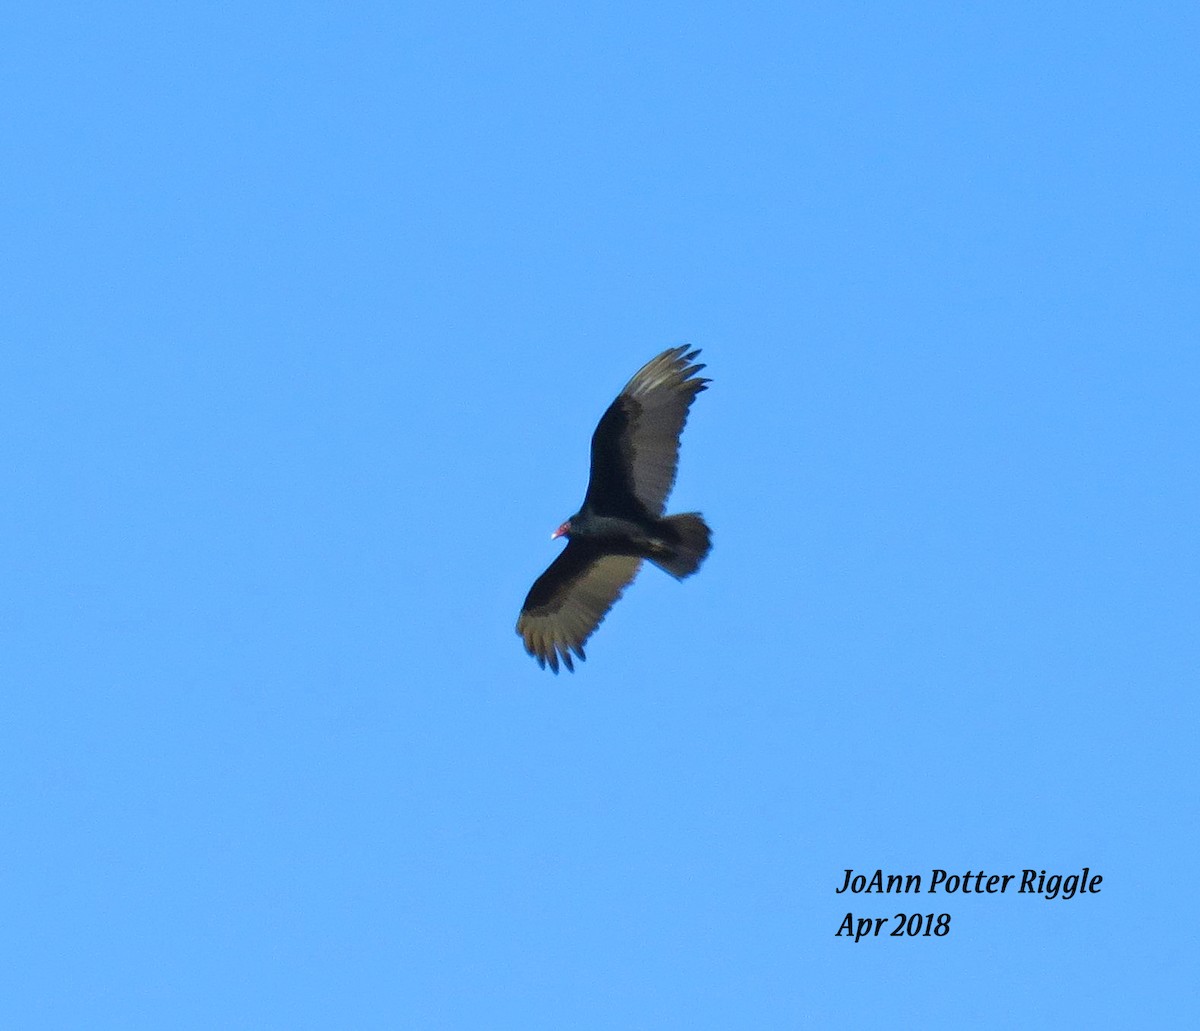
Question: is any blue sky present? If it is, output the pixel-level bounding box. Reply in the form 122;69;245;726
2;2;1197;1027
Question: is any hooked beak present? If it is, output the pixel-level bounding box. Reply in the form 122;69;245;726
551;521;570;540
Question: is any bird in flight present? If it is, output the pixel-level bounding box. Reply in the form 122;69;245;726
517;346;713;672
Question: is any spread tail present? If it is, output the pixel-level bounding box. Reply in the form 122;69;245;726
651;513;712;579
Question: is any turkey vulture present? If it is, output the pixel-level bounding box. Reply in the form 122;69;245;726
517;346;712;672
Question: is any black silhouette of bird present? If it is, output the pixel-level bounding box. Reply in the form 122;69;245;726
517;346;712;672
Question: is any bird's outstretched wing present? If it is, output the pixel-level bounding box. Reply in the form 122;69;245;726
516;541;641;673
583;346;709;518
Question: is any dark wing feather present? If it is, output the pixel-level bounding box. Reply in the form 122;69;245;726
583;346;709;518
516;541;641;673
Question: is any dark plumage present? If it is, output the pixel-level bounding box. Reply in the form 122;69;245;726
516;346;713;672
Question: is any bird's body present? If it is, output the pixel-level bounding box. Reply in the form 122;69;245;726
560;510;710;573
516;346;712;672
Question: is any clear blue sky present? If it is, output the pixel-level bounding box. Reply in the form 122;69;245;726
3;2;1196;1028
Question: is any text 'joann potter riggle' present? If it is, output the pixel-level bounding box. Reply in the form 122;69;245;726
835;868;1103;900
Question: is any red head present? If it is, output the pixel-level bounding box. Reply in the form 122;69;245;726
551;520;571;540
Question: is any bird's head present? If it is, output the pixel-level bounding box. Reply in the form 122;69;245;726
551;520;572;540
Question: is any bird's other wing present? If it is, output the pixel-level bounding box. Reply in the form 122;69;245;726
583;346;709;518
516;541;642;673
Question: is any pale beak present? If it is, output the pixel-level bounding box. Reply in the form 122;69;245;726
551;528;564;540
